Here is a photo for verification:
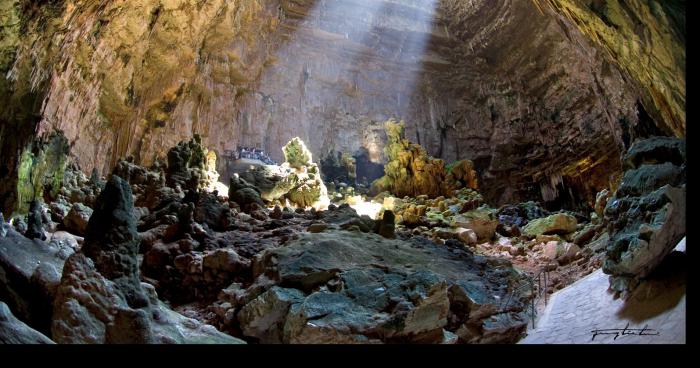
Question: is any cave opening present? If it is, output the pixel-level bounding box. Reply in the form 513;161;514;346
0;0;685;346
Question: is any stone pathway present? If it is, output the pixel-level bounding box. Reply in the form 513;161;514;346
519;238;686;344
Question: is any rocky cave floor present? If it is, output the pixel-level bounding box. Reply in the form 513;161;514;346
0;147;612;344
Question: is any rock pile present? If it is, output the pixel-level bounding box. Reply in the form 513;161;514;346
51;175;243;344
2;135;606;345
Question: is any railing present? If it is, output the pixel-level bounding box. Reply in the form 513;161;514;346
499;268;551;329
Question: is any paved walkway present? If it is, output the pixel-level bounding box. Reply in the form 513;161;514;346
520;238;686;344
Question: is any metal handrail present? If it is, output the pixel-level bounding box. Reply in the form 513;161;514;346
499;268;550;329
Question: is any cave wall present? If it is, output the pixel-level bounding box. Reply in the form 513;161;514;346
539;0;685;138
0;0;685;214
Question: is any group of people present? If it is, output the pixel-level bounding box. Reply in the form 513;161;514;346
226;146;276;165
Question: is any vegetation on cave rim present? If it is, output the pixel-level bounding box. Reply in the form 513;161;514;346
15;130;69;215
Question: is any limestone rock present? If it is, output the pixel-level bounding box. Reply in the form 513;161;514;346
81;175;148;309
25;200;46;241
237;137;329;209
371;120;458;199
448;159;478;189
497;202;550;227
603;137;686;297
594;189;612;218
52;253;243;344
202;248;249;274
0;226;73;335
320;150;356;184
0;301;55;344
166;135;215;191
522;213;578;236
622;137;686;171
238;286;306;343
248;230;531;343
62;203;93;236
228;175;266;212
51;253;134;343
456;228;478;246
283;137;313;170
283;291;382;344
544;242;581;265
376;210;396;239
450;207;498;242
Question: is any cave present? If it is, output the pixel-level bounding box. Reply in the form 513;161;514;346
0;0;686;346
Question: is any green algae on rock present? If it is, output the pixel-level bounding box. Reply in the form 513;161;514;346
15;130;69;215
522;213;578;236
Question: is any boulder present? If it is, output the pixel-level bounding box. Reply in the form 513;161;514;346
542;240;580;264
448;159;478;189
376;210;396;239
202;248;249;274
522;213;577;236
228;175;266;212
594;189;612;218
621;136;686;170
248;230;531;344
283;291;383;344
62;202;93;236
238;286;306;343
450;207;498;241
455;228;478;246
0;301;55;344
194;191;228;230
572;224;597;246
497;201;550;227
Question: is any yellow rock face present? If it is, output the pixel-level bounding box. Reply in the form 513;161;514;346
374;119;458;199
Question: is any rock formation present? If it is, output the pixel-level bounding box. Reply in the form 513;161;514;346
320;150;357;185
235;137;329;209
602;137;686;297
2;0;681;213
0;0;686;346
539;0;685;137
372;120;458;199
51;174;243;344
166;135;216;192
0;301;54;344
448;160;479;190
241;230;530;344
25;200;46;241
